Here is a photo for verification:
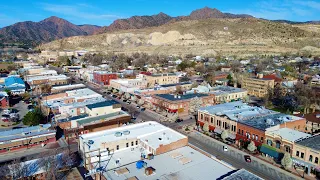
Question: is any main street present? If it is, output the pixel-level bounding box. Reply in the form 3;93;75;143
51;66;300;180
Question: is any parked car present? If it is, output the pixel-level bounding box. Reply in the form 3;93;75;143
24;100;31;104
123;99;127;103
140;108;146;112
127;101;131;105
1;114;10;121
112;95;117;98
9;108;19;113
223;146;228;152
244;155;251;163
136;106;141;109
175;118;183;123
3;109;10;115
27;105;34;111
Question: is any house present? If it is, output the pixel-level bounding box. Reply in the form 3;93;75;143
151;93;215;116
4;76;26;95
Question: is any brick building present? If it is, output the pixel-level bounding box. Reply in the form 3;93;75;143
241;74;275;98
93;71;117;86
152;93;215;116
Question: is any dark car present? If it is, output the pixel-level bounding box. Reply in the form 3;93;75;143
123;99;127;103
112;95;117;98
175;118;183;123
127;101;131;105
27;105;34;110
140;108;146;112
244;155;251;163
9;108;19;113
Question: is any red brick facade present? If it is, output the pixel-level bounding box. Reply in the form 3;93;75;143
93;72;117;85
236;122;265;146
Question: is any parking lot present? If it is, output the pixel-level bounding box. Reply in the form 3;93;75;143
0;101;30;131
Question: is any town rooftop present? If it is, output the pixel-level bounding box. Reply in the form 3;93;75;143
155;93;208;101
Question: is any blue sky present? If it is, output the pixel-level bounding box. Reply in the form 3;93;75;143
0;0;320;28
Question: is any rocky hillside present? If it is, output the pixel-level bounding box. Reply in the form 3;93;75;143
40;18;320;56
0;16;101;44
95;7;253;34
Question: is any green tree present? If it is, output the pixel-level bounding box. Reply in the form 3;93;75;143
221;130;229;142
203;122;209;132
22;108;44;126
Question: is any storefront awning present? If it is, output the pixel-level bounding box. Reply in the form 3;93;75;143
228;133;236;140
260;145;282;159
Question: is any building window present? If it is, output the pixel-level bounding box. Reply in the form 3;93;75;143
255;135;258;141
242;130;244;135
116;145;119;150
275;140;281;149
238;129;240;134
315;157;319;164
131;142;134;146
126;143;129;147
261;137;264;142
267;139;272;146
200;114;203;120
296;151;300;157
211;117;213;123
285;146;291;153
136;140;138;145
301;152;305;158
309;155;313;162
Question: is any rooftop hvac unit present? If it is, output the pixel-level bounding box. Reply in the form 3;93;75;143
115;132;122;137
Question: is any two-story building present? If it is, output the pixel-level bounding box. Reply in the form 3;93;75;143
93;71;118;86
142;73;179;88
152;93;215;117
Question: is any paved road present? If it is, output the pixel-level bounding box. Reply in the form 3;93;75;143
53;66;301;179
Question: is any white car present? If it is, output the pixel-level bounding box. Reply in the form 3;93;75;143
223;146;228;152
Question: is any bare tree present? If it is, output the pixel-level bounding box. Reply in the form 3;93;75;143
189;97;203;120
281;152;293;170
221;130;229;142
247;141;257;152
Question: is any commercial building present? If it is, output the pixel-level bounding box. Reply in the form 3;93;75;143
93;71;117;86
209;86;248;104
241;74;275;98
50;84;86;93
142;73;179;88
0;124;56;154
151;93;215;116
110;78;147;93
300;112;320;134
4;76;26;95
265;128;310;156
135;82;192;96
79;122;260;180
293;135;320;176
198;101;306;147
41;88;103;115
27;74;70;88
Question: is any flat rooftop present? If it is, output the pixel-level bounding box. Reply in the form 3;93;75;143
0;124;55;142
80;121;186;152
160;82;192;88
220;168;263;180
27;74;69;82
51;83;86;90
210;86;247;96
103;146;235;180
267;128;311;142
86;100;119;110
148;73;176;77
295;134;320;151
155;93;209;101
75;111;128;127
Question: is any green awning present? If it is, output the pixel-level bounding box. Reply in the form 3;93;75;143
260;145;281;159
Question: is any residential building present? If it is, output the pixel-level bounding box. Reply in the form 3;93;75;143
4;76;26;95
0;124;55;154
265;128;310;156
110;79;147;93
93;71;117;86
63;66;82;73
293;135;320;176
151;93;215;116
303;112;320;134
79;121;260;180
241;74;275;97
198;101;306;147
142;73;179;88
